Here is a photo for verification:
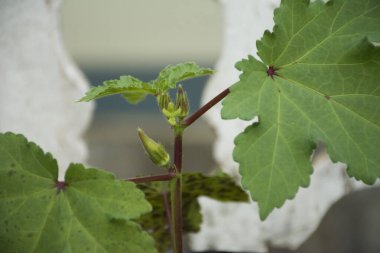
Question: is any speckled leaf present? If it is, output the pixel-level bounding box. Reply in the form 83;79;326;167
136;173;249;253
0;133;157;253
222;0;380;219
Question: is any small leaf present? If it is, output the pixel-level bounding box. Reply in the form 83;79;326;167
222;0;380;219
79;75;156;103
0;132;157;253
122;91;150;104
154;62;215;90
136;172;249;253
79;62;214;106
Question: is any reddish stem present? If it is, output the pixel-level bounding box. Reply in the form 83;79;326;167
182;88;230;127
127;172;175;184
171;131;183;253
167;87;231;252
174;134;183;173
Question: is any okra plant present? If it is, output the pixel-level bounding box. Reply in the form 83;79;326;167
1;0;379;252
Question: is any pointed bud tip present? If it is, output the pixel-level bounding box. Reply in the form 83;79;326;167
175;85;190;118
157;92;171;111
137;128;170;168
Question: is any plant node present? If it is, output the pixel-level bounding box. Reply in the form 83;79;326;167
56;181;66;192
267;66;277;78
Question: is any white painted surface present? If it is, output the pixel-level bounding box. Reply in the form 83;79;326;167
0;0;93;180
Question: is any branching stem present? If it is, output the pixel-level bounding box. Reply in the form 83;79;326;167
127;172;175;183
182;87;230;128
167;87;230;253
130;87;232;253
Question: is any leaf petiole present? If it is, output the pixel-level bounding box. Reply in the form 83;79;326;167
182;87;230;128
127;172;176;184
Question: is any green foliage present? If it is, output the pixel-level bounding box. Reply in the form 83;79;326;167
222;0;380;219
2;0;380;251
0;133;157;253
80;62;214;104
153;62;214;90
136;173;249;253
80;75;156;104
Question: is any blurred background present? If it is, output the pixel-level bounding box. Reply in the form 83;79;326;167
61;0;222;178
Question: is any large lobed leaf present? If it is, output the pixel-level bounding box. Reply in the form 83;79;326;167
222;0;380;219
80;62;214;104
0;133;157;253
136;173;249;253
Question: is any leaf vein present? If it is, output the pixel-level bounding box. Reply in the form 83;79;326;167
328;102;370;177
329;0;348;34
293;3;380;64
31;196;56;251
331;99;380;128
274;5;326;64
65;196;108;253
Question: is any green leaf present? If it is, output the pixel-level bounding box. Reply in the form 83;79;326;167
79;75;156;104
222;0;380;219
79;62;214;104
136;173;249;253
0;132;157;253
154;62;215;90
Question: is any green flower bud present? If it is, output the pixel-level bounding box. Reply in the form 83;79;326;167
167;116;177;126
157;92;170;111
167;102;176;112
175;85;190;119
162;102;181;126
137;128;170;168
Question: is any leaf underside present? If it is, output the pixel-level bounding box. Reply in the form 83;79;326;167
136;173;249;253
0;133;157;253
222;0;380;219
79;62;214;104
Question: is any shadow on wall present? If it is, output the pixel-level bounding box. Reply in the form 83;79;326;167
191;188;380;253
269;187;380;253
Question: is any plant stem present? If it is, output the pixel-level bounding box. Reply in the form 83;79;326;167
127;172;175;183
167;88;230;252
182;87;230;128
174;134;183;172
171;130;183;253
162;190;172;240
